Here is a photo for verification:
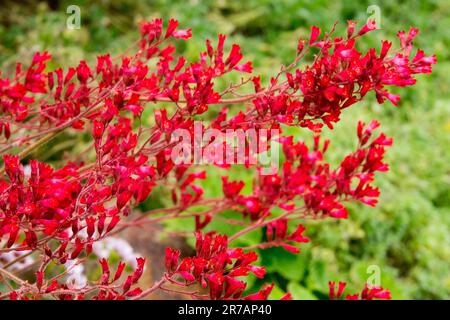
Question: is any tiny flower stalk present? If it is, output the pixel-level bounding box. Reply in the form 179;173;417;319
0;19;435;300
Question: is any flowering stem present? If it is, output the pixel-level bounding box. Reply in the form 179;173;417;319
1;251;33;269
0;267;30;287
132;277;167;300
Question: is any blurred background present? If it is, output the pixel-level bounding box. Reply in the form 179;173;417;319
0;0;449;299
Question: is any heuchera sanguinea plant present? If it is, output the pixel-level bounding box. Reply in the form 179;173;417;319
0;18;435;300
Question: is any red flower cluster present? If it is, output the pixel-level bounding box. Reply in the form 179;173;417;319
7;257;145;300
329;281;391;300
165;232;265;299
0;150;152;265
245;23;436;131
220;120;392;235
1;157;82;251
0;18;435;300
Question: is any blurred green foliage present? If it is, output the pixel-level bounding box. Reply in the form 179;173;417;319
1;0;449;299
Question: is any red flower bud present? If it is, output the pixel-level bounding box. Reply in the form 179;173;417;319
93;120;105;140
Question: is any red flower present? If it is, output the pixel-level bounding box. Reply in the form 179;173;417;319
234;61;253;73
309;26;321;44
76;61;92;84
132;258;146;283
243;284;274;300
165;19;179;39
165;247;181;273
328;281;347;299
222;177;245;199
172;29;192;39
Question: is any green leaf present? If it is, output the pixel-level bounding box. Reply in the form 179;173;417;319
261;246;310;281
287;282;317;300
